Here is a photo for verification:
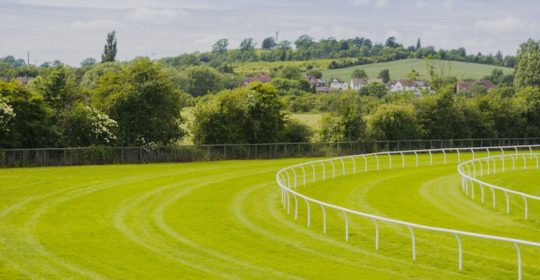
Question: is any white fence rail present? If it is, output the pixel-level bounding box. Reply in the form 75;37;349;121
458;153;540;220
276;145;540;280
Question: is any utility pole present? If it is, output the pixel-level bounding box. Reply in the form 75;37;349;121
275;31;279;43
27;51;30;65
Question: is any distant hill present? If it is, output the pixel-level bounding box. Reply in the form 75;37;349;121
321;58;514;81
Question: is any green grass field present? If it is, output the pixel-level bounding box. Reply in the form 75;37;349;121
1;152;539;279
322;58;514;81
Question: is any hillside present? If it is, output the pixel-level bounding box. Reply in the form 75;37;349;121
322;58;514;81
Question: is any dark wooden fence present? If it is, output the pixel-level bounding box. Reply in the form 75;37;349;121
2;138;539;168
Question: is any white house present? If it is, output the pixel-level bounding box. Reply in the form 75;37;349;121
330;78;349;91
388;80;430;95
350;78;368;90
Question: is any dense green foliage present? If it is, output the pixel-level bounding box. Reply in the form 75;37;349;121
515;39;540;90
93;58;186;146
313;84;540;141
1;37;540;148
191;82;312;144
0;58;188;148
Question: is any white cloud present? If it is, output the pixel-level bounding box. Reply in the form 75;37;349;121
349;0;388;8
474;16;536;34
71;19;119;29
12;0;220;10
442;0;453;10
415;0;428;9
126;7;186;21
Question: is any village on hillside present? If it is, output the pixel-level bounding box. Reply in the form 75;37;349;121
242;71;497;95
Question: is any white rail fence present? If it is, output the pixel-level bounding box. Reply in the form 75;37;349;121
276;145;540;280
458;153;540;220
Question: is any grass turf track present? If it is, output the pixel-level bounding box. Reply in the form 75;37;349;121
0;152;539;279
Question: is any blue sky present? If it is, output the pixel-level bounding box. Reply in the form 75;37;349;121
0;0;538;65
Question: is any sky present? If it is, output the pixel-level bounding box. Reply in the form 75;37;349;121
0;0;539;66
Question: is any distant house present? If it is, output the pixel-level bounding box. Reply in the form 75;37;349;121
388;79;430;95
350;78;368;90
330;78;349;91
306;74;329;93
242;73;272;86
15;76;35;85
456;80;497;93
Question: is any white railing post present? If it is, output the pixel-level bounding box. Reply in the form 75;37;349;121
286;191;290;215
471;148;475;160
457;149;461;163
401;152;405;168
320;204;327;234
521;195;528;220
331;160;336;178
388;153;392;169
407;226;416;261
490;187;496;208
343;210;349;241
372;218;379;250
454;234;463;271
375;154;380;171
304;198;311;227
429;150;433;166
480;184;485;204
363;156;368;172
504;191;510;215
414;151;419;167
514;243;522;280
340;158;346;176
443;149;447;164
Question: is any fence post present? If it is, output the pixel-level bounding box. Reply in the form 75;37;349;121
407;226;416;261
454;234;463;271
372;218;379;250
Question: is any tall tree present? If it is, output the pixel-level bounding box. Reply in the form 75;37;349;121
515;39;540;90
93;58;186;145
261;37;277;50
378;69;391;84
239;38;256;51
101;31;118;63
212;39;229;54
351;69;368;79
367;104;420;140
416;38;422;50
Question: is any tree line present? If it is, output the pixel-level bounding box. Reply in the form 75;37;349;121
1;35;540;148
161;35;516;70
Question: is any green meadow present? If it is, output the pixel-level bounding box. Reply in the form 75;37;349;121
1;152;539;279
322;58;514;81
